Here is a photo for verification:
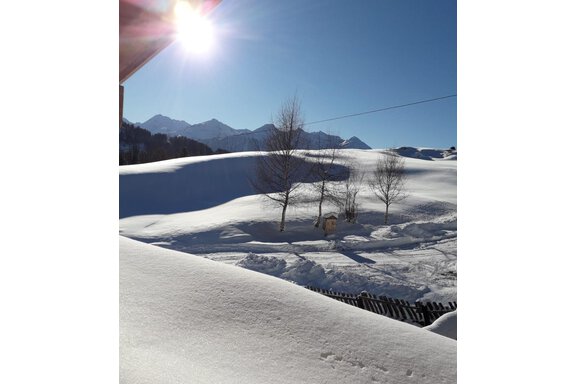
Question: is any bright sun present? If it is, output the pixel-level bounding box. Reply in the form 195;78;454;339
173;0;215;54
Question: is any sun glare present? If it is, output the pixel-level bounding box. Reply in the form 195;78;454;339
173;0;215;54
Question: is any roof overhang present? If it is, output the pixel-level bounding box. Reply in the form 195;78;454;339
120;0;221;83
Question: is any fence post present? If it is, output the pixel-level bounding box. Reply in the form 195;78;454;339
357;291;368;310
422;304;431;326
416;301;431;326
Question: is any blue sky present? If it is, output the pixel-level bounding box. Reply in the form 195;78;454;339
123;0;456;149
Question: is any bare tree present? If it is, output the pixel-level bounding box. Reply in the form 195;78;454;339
341;167;364;223
310;135;345;227
252;96;309;231
329;160;364;223
370;152;407;224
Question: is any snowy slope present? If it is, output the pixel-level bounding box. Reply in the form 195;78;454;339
120;236;456;384
120;149;456;303
119;152;263;218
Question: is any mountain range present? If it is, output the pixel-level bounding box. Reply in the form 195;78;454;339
132;114;372;152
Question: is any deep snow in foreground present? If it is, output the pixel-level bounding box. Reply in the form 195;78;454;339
120;149;456;303
120;236;456;384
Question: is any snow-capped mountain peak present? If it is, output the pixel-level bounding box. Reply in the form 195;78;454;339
340;136;371;150
137;115;248;141
137;114;192;134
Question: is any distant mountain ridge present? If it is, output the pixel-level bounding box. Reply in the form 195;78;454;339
134;114;372;152
391;146;457;160
137;114;252;141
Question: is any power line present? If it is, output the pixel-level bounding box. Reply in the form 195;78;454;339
304;94;457;127
194;94;457;140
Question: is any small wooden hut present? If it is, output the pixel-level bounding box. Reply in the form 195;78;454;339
322;214;338;236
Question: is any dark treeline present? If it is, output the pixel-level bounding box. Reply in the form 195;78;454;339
119;122;228;165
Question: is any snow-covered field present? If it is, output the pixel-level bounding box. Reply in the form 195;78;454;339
120;149;457;303
119;148;457;383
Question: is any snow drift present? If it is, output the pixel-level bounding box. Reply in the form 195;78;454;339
120;236;456;383
424;310;457;340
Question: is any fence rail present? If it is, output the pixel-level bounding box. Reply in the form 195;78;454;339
306;286;456;326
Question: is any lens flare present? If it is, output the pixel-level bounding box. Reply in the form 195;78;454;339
174;0;215;54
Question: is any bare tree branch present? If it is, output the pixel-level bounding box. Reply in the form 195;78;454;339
331;159;364;223
369;152;407;224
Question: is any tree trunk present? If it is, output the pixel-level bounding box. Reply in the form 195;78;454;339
384;204;389;225
280;204;287;231
315;181;326;228
280;193;290;231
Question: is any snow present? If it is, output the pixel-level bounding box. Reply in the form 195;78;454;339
119;147;457;382
120;236;456;383
120;149;456;303
424;310;457;340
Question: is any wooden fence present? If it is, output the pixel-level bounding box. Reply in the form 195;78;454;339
306;286;456;326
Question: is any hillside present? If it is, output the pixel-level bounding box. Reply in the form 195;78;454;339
120;148;456;303
119;121;220;165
